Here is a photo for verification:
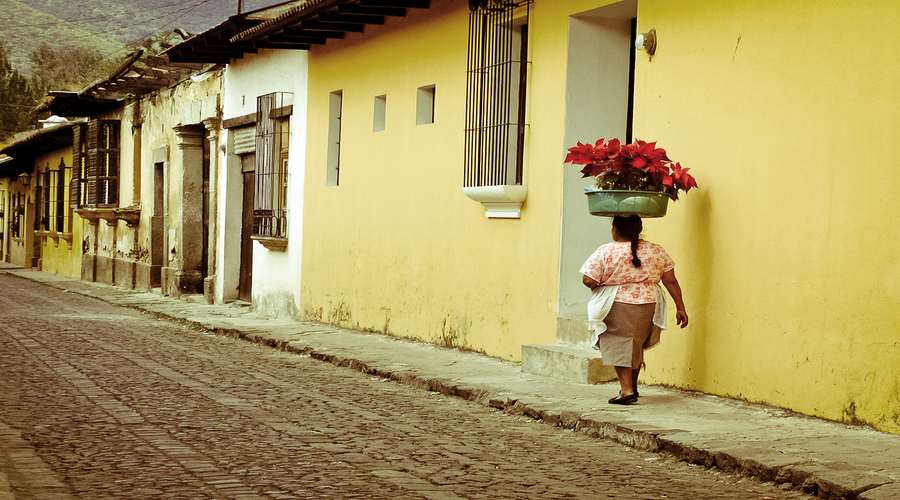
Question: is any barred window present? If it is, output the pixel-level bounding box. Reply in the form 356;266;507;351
11;192;24;239
464;0;531;187
37;159;73;233
254;92;292;238
36;169;47;231
72;120;120;208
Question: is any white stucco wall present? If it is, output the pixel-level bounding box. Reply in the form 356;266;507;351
222;49;309;315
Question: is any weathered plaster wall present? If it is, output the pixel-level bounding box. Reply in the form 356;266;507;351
223;49;308;313
80;72;223;293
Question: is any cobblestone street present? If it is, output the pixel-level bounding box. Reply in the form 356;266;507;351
0;275;814;500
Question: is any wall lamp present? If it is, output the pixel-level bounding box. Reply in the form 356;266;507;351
635;29;657;56
17;172;31;188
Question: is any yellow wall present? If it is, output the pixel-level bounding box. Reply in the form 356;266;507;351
301;0;900;432
34;146;82;278
634;0;900;432
302;0;567;360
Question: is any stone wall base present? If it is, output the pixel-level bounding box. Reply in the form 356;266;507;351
114;259;136;290
135;262;161;292
81;254;95;282
163;267;203;297
203;275;216;304
95;255;114;286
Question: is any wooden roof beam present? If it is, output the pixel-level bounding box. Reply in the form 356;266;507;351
338;4;407;17
199;44;257;56
299;19;365;32
204;41;257;55
360;0;429;8
283;27;345;39
318;11;385;25
166;53;233;64
253;41;312;51
145;56;205;70
129;66;186;79
267;33;329;45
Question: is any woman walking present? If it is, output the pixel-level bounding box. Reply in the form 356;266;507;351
580;215;688;405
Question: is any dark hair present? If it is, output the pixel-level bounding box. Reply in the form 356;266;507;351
612;216;643;268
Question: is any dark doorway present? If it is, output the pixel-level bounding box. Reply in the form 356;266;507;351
239;154;255;302
202;134;211;281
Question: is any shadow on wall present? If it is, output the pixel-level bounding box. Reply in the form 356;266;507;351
684;189;712;389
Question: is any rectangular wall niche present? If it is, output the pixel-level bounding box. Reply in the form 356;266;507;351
416;85;435;125
327;90;343;186
374;95;387;132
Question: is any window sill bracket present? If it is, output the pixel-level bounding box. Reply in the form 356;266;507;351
252;236;288;252
462;185;528;219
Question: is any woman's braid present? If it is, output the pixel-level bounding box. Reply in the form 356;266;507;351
613;216;643;268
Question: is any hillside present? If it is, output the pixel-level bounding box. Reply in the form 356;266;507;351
1;0;285;74
0;0;123;73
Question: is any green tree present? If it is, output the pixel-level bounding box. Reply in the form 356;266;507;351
29;43;106;94
0;39;39;141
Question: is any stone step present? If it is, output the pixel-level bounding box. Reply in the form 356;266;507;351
521;343;617;385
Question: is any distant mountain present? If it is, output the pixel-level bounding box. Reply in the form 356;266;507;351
1;0;286;74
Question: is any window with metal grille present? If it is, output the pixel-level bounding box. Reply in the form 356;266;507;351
36;169;48;231
254;92;291;238
464;0;531;188
11;193;23;239
72;120;120;208
37;160;72;234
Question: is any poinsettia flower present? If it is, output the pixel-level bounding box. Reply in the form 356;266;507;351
564;138;697;201
658;171;674;188
628;156;649;170
565;141;598;165
670;163;698;191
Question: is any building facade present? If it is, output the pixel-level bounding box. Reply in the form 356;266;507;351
0;121;83;275
100;0;900;435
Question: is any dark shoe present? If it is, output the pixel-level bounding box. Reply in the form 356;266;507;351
634;390;640;398
608;393;638;405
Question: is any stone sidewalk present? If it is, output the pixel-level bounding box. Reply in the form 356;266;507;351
4;266;899;500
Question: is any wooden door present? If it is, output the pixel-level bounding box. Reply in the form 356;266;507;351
239;169;254;302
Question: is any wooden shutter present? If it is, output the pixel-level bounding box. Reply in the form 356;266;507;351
71;124;82;209
83;120;120;207
86;120;99;206
233;126;255;155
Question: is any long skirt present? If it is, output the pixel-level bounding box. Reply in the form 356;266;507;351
598;302;656;369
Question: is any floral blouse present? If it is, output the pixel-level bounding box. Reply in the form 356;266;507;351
580;240;675;304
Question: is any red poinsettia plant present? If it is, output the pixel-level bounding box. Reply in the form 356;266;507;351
565;138;698;200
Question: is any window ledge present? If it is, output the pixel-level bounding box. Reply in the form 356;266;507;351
114;206;141;227
462;185;528;219
76;208;117;225
35;231;72;243
252;236;288;252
